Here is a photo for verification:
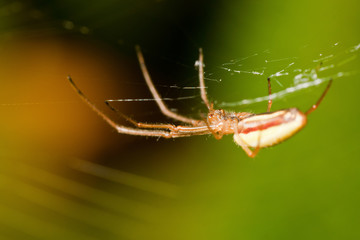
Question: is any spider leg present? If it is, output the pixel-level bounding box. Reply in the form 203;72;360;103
305;78;332;115
197;48;211;110
210;130;223;140
203;117;224;140
252;131;262;157
68;76;212;138
105;100;179;131
267;77;272;112
131;121;211;135
135;46;199;125
234;135;260;158
234;123;261;158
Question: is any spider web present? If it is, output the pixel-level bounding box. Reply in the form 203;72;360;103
0;5;357;113
106;42;359;115
208;42;359;108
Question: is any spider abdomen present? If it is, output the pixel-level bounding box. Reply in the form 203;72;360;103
234;108;307;148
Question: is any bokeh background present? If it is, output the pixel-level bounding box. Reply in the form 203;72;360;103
0;0;360;239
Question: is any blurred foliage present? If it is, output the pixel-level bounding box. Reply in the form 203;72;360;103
0;0;360;239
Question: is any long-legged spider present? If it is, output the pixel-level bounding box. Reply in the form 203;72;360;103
68;46;332;158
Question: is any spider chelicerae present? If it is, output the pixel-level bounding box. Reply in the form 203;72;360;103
68;46;332;157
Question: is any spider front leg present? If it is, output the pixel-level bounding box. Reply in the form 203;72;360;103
197;48;211;110
68;76;212;138
105;100;180;131
135;45;199;125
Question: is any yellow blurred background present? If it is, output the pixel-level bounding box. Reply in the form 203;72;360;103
0;0;360;239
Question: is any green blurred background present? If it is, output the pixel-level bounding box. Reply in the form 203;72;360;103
0;0;359;239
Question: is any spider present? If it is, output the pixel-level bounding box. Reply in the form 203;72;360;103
68;45;332;158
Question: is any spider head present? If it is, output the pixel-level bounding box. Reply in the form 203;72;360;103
207;109;226;125
234;108;307;148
